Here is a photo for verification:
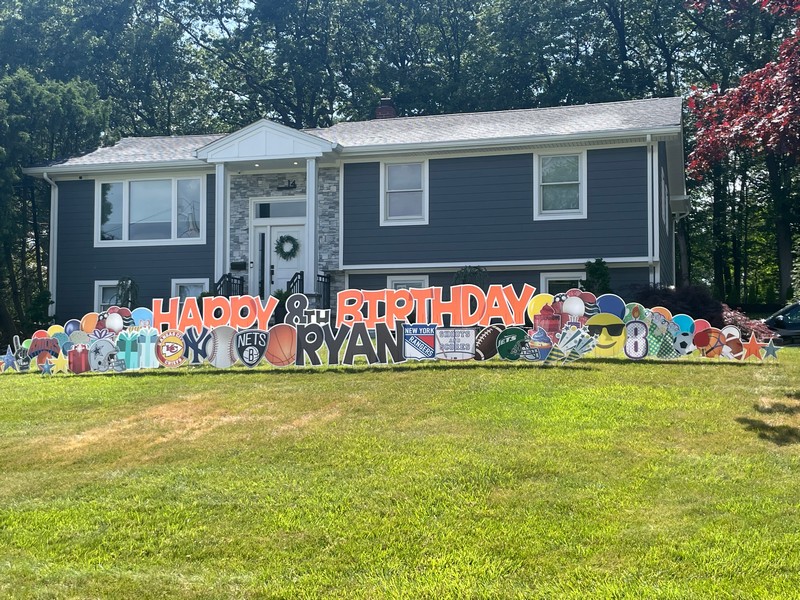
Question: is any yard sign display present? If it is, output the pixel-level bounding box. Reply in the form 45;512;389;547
0;285;779;375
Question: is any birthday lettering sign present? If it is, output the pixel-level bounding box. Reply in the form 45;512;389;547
0;286;780;375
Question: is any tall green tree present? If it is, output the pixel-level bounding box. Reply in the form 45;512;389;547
0;70;108;342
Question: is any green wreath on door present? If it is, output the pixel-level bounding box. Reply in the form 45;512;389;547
274;234;300;261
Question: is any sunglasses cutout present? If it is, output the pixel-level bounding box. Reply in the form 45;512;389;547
587;324;624;337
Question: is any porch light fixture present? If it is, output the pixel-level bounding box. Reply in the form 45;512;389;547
254;163;260;167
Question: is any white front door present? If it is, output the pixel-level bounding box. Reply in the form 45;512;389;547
249;195;308;298
264;225;305;294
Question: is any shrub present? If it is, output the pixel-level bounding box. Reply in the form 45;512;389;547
632;284;724;328
581;258;612;295
453;266;488;290
721;304;775;341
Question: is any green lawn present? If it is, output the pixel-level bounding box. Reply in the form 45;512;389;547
1;352;799;598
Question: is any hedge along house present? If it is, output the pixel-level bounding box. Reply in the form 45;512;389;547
24;97;688;320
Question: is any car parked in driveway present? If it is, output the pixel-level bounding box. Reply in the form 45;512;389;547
764;302;800;344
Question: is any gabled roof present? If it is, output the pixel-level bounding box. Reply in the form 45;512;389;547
196;118;337;162
306;97;683;151
24;97;683;175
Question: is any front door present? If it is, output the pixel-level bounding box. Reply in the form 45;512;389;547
255;224;304;296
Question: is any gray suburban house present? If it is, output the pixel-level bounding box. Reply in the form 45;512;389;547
24;97;687;319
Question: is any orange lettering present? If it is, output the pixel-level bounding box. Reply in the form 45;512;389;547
504;284;536;326
203;296;232;329
336;289;365;327
458;284;486;327
177;297;203;331
385;289;414;327
152;297;180;331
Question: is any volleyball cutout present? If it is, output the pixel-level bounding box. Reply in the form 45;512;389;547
265;324;297;367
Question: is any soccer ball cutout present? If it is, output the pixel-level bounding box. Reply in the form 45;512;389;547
673;331;694;356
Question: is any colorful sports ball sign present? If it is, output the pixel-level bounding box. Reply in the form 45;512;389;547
0;286;780;376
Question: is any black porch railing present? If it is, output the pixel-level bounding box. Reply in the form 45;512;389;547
286;271;332;310
316;273;331;309
287;271;304;296
215;273;245;297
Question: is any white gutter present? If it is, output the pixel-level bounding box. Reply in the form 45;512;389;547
42;172;58;317
331;126;683;157
23;159;211;177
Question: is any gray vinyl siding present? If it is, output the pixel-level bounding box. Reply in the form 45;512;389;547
609;267;651;298
342;147;649;266
55;175;216;320
349;270;539;292
348;266;650;297
658;142;674;286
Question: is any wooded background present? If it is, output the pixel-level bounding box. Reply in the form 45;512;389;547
0;0;798;340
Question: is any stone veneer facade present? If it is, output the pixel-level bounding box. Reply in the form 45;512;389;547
228;167;343;304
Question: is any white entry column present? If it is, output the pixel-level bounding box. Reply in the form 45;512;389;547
305;157;318;295
214;162;226;282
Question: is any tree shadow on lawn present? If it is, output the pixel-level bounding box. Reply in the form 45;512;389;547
586;357;763;367
735;417;800;446
754;402;800;416
78;361;598;379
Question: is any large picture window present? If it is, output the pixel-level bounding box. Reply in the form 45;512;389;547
97;176;205;246
380;161;428;226
534;152;587;221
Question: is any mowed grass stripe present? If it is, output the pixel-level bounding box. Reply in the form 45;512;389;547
0;352;798;598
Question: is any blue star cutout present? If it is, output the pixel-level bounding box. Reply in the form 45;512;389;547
2;346;16;372
40;359;53;375
763;338;781;360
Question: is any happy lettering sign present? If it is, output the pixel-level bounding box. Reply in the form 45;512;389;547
0;286;780;375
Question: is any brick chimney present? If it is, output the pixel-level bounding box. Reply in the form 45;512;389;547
375;97;397;119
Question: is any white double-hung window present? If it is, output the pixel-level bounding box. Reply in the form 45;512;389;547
96;175;205;246
380;161;428;226
534;152;587;220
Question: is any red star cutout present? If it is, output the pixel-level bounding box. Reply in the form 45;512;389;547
742;333;767;360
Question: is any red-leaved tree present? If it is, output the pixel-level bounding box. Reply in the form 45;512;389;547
688;0;799;301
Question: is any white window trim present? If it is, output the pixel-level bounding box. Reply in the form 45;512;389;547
94;174;207;247
94;280;119;313
250;195;308;226
387;275;430;289
533;150;588;221
380;159;429;226
171;278;210;300
540;271;586;295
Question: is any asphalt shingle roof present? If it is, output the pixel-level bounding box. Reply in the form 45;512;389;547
307;97;683;148
33;97;682;170
42;134;224;168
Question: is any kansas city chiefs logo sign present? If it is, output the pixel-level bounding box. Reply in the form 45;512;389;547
155;330;187;368
234;330;269;368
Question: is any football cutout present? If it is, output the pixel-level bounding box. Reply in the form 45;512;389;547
474;324;505;360
265;323;297;367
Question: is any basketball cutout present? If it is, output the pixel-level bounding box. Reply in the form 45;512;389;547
265;324;297;367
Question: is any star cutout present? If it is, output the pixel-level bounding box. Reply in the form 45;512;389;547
40;359;53;375
742;333;767;360
49;352;70;374
2;347;16;372
763;338;781;360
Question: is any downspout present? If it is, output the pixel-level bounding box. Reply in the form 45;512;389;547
42;172;58;317
646;135;655;285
